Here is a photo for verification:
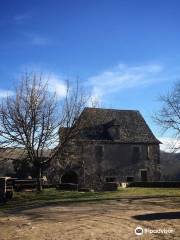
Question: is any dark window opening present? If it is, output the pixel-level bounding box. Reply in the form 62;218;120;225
140;170;147;182
157;147;160;164
95;145;103;158
132;146;140;162
157;156;160;164
61;171;78;184
114;127;120;139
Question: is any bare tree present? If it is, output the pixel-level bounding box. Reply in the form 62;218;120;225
154;81;180;152
0;73;90;190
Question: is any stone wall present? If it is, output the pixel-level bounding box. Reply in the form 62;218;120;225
55;141;160;189
80;142;160;189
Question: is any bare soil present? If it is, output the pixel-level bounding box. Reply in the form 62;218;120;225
0;196;180;240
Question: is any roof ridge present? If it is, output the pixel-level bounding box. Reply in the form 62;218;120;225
84;107;139;112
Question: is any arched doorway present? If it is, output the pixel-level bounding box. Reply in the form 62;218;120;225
61;171;78;184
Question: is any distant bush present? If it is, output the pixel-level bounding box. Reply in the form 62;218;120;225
121;181;180;188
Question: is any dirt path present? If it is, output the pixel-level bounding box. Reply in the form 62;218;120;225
0;197;180;240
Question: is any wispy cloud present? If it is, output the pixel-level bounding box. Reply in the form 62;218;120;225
30;35;50;46
13;13;31;24
18;64;67;99
44;74;67;99
1;73;66;101
23;33;50;46
0;89;14;98
88;63;164;101
159;137;180;152
0;13;31;26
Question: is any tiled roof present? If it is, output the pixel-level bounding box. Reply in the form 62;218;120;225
77;107;160;144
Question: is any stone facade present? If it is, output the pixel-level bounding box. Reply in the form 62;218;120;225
59;108;161;189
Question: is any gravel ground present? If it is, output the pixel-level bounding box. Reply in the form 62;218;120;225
0;196;180;240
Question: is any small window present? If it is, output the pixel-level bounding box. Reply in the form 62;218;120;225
132;146;140;162
157;155;160;164
140;169;147;182
109;126;119;140
156;147;160;164
95;145;103;158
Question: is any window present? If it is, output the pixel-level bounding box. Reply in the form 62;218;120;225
95;145;103;159
140;169;147;182
108;126;120;140
132;146;140;162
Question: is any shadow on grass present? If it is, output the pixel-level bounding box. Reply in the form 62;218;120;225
133;211;180;221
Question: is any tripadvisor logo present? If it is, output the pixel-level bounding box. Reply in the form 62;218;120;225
135;226;143;235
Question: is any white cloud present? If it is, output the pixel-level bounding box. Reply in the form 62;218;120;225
18;64;67;99
30;35;50;46
0;74;66;100
0;89;14;98
45;74;67;99
88;63;164;100
159;137;180;152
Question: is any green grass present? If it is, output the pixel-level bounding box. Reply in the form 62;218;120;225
0;187;180;211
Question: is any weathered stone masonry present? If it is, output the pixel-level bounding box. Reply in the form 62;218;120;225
59;108;161;189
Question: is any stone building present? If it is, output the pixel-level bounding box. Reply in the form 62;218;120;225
59;107;161;189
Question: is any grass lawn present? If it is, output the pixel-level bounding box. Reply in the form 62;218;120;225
0;187;180;211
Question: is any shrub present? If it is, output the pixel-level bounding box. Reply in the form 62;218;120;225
122;181;180;188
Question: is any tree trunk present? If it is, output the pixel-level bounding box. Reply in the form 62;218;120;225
37;165;42;192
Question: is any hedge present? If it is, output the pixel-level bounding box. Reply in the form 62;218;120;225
121;181;180;188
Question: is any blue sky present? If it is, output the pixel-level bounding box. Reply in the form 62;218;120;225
0;0;180;150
